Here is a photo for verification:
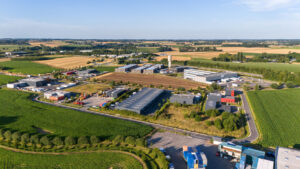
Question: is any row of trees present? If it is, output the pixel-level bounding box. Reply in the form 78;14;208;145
212;52;246;62
221;42;269;47
179;46;221;52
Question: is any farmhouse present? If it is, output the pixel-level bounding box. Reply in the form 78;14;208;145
115;88;166;115
275;147;300;169
184;69;238;84
170;94;201;105
115;64;138;72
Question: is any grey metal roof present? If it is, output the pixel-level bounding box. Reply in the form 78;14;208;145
116;88;165;113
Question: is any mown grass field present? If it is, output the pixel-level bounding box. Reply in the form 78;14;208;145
0;61;59;75
191;58;300;72
0;89;152;138
0;148;142;169
247;89;300;147
0;74;23;86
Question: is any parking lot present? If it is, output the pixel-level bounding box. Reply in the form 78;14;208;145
149;131;235;169
82;95;113;107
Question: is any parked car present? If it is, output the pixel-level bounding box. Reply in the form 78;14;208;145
166;155;171;161
169;163;175;169
159;147;166;154
216;151;220;157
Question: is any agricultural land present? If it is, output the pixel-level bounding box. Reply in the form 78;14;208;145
65;83;111;94
247;88;300;148
0;74;23;86
35;56;94;69
0;89;152;138
0;61;59;75
95;72;206;89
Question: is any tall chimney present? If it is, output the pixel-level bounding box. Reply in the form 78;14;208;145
168;55;172;68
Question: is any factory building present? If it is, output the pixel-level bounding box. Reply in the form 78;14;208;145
105;88;126;98
131;64;152;73
184;69;238;84
7;82;28;89
115;88;166;115
143;64;164;74
44;90;72;101
20;77;47;87
205;93;221;111
221;96;236;103
170;94;201;105
115;64;138;73
275;147;300;169
226;88;237;96
77;69;98;77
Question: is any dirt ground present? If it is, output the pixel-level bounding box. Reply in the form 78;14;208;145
29;40;68;47
0;58;10;62
35;56;95;69
95;72;206;89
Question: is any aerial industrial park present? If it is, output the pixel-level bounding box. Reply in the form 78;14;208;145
1;0;300;169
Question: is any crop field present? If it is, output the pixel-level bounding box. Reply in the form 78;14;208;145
95;72;206;89
0;61;59;75
0;148;142;169
0;58;10;62
0;74;22;86
155;55;191;61
247;89;300;147
155;47;222;59
94;66;118;72
65;83;111;94
35;56;95;69
29;40;69;47
190;58;300;72
0;89;152;138
0;45;26;52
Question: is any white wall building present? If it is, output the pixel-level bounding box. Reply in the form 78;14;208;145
184;69;238;84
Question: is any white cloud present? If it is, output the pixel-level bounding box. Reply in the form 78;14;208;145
240;0;300;11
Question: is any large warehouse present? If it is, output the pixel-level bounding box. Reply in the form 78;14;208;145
184;69;238;84
115;88;166;115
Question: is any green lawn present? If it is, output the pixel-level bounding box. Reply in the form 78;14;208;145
94;66;118;72
0;74;23;86
191;58;300;72
247;89;300;147
0;148;142;169
0;89;152;139
0;61;59;75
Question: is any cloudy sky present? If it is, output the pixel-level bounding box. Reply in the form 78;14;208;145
0;0;300;39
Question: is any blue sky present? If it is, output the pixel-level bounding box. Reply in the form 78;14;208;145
0;0;300;39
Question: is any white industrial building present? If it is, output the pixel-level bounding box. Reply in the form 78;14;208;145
184;69;238;84
275;147;300;169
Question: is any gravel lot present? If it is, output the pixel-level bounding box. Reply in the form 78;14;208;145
149;132;235;169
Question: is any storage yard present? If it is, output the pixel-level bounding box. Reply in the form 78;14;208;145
95;72;206;89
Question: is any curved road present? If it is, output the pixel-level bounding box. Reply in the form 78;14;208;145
34;95;258;143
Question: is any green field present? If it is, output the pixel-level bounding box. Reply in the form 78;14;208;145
0;74;22;85
247;89;300;147
0;45;26;52
94;66;118;72
191;58;300;72
0;61;59;75
0;148;142;169
0;89;152;138
137;47;159;53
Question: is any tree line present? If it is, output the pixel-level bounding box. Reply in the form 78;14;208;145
179;46;221;52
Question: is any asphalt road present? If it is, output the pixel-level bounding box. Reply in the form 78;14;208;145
233;94;259;143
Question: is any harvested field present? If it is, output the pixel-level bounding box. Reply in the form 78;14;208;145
29;40;68;47
0;58;10;62
36;56;94;69
218;47;300;54
156;48;222;59
155;56;191;61
95;72;206;89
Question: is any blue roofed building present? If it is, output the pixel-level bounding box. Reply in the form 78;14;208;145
183;146;207;169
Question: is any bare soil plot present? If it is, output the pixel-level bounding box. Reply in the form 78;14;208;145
65;83;111;94
0;58;10;62
95;72;206;89
35;56;94;69
29;40;68;47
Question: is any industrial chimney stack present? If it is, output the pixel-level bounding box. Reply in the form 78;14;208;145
168;55;172;68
